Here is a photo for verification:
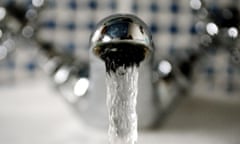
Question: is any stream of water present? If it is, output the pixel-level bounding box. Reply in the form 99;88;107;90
95;41;148;144
106;66;139;144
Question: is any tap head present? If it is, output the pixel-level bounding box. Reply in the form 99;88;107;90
89;14;154;72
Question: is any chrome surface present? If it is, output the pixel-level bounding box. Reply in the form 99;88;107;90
90;14;154;56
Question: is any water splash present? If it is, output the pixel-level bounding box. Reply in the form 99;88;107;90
106;66;139;144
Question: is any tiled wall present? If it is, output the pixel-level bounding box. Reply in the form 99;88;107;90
0;0;239;96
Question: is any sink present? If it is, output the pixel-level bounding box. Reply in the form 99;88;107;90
0;76;239;144
142;95;240;144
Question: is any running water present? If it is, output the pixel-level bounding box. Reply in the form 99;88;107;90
106;66;139;144
93;41;148;144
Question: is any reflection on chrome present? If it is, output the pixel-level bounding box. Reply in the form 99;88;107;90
228;27;238;38
190;0;202;10
0;29;3;39
206;22;219;36
0;45;7;60
195;21;205;32
0;7;6;21
74;78;89;97
22;26;34;38
26;9;38;20
158;60;172;75
200;34;212;47
54;66;70;84
32;0;45;8
3;39;15;52
42;57;61;74
102;35;112;43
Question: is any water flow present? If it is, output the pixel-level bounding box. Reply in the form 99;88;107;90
106;66;139;144
94;42;148;144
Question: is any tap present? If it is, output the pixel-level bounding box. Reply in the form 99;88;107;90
90;14;152;72
87;14;160;129
35;13;189;129
36;0;240;130
37;14;191;129
2;0;240;132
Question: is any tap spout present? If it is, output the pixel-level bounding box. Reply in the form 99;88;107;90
90;14;154;72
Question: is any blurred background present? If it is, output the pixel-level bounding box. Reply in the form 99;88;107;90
0;0;240;144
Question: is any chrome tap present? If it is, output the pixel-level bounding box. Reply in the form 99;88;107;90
37;14;190;129
35;0;240;131
87;14;159;128
1;0;240;133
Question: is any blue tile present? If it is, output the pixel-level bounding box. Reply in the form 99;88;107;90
66;43;75;52
190;24;197;35
88;1;97;10
170;3;179;13
6;59;15;69
26;62;36;71
66;22;76;31
207;47;217;55
226;81;234;93
205;66;214;75
110;1;116;10
87;21;95;30
106;22;129;38
68;0;77;10
208;5;219;15
41;20;56;29
169;24;178;34
150;2;159;13
132;2;138;12
150;22;159;34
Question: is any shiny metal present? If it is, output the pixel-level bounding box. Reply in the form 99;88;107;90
90;14;154;57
